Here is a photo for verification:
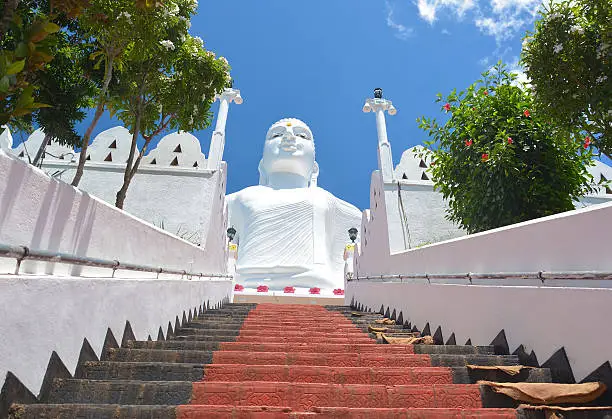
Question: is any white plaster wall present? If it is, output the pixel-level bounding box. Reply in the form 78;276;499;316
397;182;466;247
357;201;612;277
0;150;227;275
85;126;133;163
0;275;232;395
12;129;74;163
346;280;612;382
44;162;224;251
143;131;206;168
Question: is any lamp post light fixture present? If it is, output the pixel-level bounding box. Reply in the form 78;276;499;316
362;87;398;183
348;228;358;243
227;227;236;243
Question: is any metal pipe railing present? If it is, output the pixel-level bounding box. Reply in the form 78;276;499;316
0;243;232;279
349;271;612;284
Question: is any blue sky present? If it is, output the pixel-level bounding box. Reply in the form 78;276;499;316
58;0;560;209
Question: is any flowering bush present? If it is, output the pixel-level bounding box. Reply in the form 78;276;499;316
521;0;611;158
309;287;321;295
256;285;269;293
283;286;295;294
333;289;345;296
417;63;596;234
234;284;244;292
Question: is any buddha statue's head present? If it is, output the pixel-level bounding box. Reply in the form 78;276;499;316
259;118;319;188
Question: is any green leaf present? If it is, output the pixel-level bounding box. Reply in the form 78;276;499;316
43;22;61;33
0;76;9;93
6;60;25;75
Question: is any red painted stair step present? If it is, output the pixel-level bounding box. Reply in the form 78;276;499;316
235;336;374;344
219;342;414;354
203;365;453;385
177;405;517;418
190;382;483;409
212;351;432;367
240;328;368;338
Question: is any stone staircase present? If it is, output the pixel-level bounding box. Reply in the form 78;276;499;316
8;303;611;418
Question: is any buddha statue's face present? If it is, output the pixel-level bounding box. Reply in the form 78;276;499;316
262;119;315;182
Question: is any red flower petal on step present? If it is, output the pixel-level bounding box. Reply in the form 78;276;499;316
257;285;269;292
309;287;321;295
284;286;295;294
234;284;244;292
333;289;345;295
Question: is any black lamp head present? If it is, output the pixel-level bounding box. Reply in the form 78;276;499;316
348;227;358;243
374;88;383;99
226;227;236;242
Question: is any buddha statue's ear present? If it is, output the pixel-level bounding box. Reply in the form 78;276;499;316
310;161;319;188
258;159;268;186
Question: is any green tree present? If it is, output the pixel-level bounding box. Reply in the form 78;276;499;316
0;0;90;125
521;0;611;158
417;63;597;234
110;1;230;209
69;0;137;186
31;30;98;165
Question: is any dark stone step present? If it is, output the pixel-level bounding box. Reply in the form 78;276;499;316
79;361;204;381
452;366;552;384
182;321;245;330
413;345;495;355
46;380;192;405
516;406;612;419
171;334;237;342
126;340;220;351
9;404;177;419
174;327;240;337
106;348;213;364
430;354;520;367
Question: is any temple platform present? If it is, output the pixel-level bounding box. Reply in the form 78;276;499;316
232;289;345;305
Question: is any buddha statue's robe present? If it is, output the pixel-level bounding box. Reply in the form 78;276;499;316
227;185;362;290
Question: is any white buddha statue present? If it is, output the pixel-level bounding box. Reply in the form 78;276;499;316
226;118;362;290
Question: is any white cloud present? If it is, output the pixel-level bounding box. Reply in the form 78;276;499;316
386;1;415;40
508;57;531;88
416;0;476;24
410;0;545;43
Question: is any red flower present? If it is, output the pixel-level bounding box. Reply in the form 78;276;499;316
483;90;489;96
333;289;345;295
523;109;531;118
430;161;435;167
584;136;592;149
472;107;477;111
234;284;244;292
481;153;489;161
465;139;473;147
309;287;321;295
507;137;513;144
256;285;269;293
443;103;451;112
283;286;295;294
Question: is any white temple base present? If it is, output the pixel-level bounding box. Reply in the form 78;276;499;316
232;289;344;305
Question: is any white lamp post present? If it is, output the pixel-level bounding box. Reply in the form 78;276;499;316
207;87;243;169
362;88;397;182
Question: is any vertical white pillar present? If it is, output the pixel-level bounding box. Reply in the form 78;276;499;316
363;89;397;183
207;88;242;170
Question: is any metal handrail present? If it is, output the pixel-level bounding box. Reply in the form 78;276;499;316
349;271;612;284
0;243;232;279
